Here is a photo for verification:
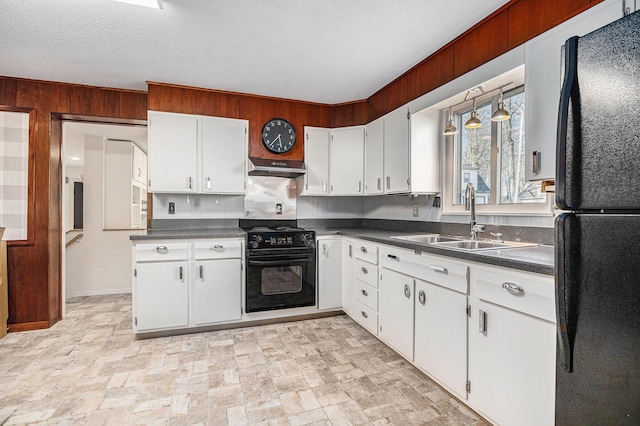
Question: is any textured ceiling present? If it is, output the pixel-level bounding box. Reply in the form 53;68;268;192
1;0;510;104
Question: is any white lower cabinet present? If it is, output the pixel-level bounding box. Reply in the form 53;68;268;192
468;265;556;426
349;239;379;335
341;239;354;317
133;239;243;333
317;238;343;310
378;268;415;361
414;278;468;399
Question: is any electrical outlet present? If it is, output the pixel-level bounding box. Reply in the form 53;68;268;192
168;202;175;214
433;196;441;208
413;203;419;217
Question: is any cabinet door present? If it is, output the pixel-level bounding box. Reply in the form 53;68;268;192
378;268;414;361
364;119;384;195
303;127;330;195
134;261;189;331
132;143;147;186
317;239;342;310
192;258;242;325
383;107;410;193
147;111;198;193
414;279;468;399
330;127;364;195
201;116;247;194
524;0;622;181
469;299;556;426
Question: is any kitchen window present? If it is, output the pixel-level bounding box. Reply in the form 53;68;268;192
443;86;551;215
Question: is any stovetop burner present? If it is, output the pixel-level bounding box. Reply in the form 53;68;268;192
249;226;304;233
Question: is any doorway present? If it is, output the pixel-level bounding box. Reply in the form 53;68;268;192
61;121;147;318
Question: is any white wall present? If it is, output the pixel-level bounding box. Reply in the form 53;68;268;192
65;136;135;299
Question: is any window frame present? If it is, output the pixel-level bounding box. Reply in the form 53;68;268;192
442;86;553;217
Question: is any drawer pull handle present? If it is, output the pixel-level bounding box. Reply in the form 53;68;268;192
404;284;411;299
430;265;448;274
479;309;487;334
361;267;368;274
418;290;426;305
212;245;224;251
360;246;367;254
387;254;399;261
361;311;368;319
199;265;204;279
502;282;524;295
361;289;368;297
156;246;168;254
179;266;184;282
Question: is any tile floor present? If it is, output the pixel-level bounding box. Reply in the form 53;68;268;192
0;294;487;425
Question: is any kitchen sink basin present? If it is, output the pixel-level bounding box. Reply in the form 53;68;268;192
390;234;463;244
431;240;537;251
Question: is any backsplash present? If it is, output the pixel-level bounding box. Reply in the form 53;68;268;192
153;194;244;219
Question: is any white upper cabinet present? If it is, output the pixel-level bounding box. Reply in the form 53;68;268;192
383;107;410;193
147;110;247;194
364;118;384;195
200;115;247;194
148;111;198;193
525;0;623;181
302;127;331;195
330;126;365;195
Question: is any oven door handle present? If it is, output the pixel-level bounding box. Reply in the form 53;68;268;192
248;258;312;266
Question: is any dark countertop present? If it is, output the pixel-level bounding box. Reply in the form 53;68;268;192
130;228;246;240
130;224;554;276
314;227;555;276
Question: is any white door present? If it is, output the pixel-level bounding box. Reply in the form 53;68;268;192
303;127;330;195
134;260;189;331
147;111;198;193
365;118;384;195
378;268;414;361
317;239;343;310
469;299;556;426
330;127;364;195
383;107;410;193
192;258;242;325
414;279;468;399
132;143;147;186
201;116;247;194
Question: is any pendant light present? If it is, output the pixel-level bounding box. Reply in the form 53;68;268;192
443;108;458;135
491;88;510;121
465;99;482;129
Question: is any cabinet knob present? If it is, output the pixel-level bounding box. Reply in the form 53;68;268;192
361;267;368;274
156;246;168;254
212;245;224;251
404;284;411;299
429;265;448;274
360;246;367;254
361;289;368;297
502;282;525;295
361;311;368;319
418;290;426;305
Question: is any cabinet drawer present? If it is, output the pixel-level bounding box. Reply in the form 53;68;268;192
352;300;378;336
381;247;468;294
194;240;242;260
353;258;378;288
473;267;555;323
354;282;378;312
135;242;189;262
354;241;378;264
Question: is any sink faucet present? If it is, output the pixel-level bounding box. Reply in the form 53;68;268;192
465;183;485;240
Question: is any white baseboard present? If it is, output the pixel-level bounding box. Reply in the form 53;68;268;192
68;288;132;298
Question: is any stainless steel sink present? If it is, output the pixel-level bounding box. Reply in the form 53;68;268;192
431;240;537;251
390;234;463;244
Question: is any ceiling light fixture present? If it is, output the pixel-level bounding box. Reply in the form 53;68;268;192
111;0;163;9
491;88;511;122
443;108;458;135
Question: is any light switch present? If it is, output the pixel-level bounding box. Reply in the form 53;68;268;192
168;202;175;214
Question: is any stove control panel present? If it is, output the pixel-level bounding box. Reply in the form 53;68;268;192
247;231;315;250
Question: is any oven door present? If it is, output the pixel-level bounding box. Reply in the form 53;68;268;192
246;252;316;313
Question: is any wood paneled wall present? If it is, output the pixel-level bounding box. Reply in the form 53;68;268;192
0;0;601;330
148;83;332;162
0;77;147;331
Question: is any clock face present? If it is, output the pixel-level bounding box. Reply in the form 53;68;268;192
262;118;297;154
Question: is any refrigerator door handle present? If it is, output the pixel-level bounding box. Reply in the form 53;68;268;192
556;36;579;209
556;215;574;373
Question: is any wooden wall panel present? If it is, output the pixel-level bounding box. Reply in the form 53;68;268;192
414;46;455;103
453;10;509;78
2;77;147;330
330;100;368;128
147;83;198;114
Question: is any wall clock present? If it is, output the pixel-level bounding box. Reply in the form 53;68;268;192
261;118;297;154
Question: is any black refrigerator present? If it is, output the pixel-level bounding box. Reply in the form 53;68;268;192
555;9;640;425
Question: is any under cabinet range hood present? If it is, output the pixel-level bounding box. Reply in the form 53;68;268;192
248;158;306;178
